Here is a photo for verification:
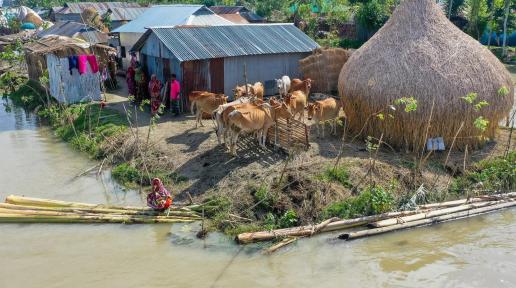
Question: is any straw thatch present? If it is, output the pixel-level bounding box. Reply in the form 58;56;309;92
300;48;353;93
338;0;514;151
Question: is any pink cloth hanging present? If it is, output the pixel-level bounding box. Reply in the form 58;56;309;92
87;55;99;73
77;55;88;74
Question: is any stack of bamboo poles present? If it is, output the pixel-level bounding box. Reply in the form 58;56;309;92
0;195;201;224
237;193;516;251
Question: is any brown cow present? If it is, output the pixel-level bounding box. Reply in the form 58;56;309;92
227;104;273;155
233;82;264;100
285;91;307;122
188;90;209;115
307;97;342;137
193;93;228;128
290;78;312;96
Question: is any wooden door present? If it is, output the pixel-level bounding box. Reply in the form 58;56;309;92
210;58;224;94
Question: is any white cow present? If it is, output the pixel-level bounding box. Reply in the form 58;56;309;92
276;75;291;98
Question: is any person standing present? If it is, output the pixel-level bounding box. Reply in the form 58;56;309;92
168;74;181;117
126;65;136;97
148;74;162;116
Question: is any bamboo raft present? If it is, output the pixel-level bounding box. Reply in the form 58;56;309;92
237;192;516;251
0;195;202;224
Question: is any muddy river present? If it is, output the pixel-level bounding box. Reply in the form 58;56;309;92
1;100;516;288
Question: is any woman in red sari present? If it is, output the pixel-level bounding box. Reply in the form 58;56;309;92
147;178;172;211
148;74;162;115
126;66;136;97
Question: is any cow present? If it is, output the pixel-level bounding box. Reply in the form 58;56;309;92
227;103;274;155
306;97;342;138
188;90;209;115
214;97;252;145
192;93;228;128
233;82;264;100
290;78;312;96
285;91;307;122
276;76;291;98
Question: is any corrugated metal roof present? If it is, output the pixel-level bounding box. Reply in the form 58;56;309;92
36;21;108;44
113;5;232;33
63;2;140;14
218;14;250;24
209;5;264;22
108;7;147;21
134;24;319;62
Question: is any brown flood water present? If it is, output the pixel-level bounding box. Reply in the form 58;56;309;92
1;101;516;288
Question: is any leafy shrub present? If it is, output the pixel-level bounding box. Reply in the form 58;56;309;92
112;163;140;185
322;185;394;219
253;185;275;210
317;166;353;188
278;209;298;228
339;38;364;49
450;152;516;194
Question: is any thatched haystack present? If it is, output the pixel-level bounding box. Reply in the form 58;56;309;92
300;48;353;93
338;0;513;151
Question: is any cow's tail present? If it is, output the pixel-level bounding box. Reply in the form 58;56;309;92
190;100;196;116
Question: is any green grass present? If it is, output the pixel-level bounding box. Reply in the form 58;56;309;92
316;166;353;188
322;185;395;219
449;152;516;195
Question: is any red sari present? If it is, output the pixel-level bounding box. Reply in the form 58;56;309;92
126;67;136;96
149;77;162;115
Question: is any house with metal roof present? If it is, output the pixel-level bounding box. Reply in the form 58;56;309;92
36;21;109;44
107;7;148;30
208;6;265;23
112;5;234;69
132;24;319;104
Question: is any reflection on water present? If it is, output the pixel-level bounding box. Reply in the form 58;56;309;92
1;100;516;288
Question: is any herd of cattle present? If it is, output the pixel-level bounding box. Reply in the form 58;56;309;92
188;76;343;156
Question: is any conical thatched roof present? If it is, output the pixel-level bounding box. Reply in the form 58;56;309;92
338;0;513;150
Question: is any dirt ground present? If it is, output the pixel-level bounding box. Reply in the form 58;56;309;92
103;76;515;211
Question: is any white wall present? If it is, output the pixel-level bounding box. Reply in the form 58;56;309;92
119;32;144;69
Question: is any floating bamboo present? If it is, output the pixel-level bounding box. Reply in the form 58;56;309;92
339;200;516;241
0;213;194;224
236;210;425;244
5;195;194;213
0;203;200;218
418;192;516;209
369;200;502;228
263;237;298;254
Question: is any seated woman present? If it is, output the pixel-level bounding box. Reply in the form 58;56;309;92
147;178;172;211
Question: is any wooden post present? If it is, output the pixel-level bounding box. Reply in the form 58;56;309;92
244;63;249;97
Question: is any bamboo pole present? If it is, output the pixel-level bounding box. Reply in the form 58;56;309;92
0;212;196;224
0;203;200;218
5;195;193;212
418;192;516;209
369;200;502;228
236;210;425;244
0;208;198;221
339;200;516;241
263;237;298;254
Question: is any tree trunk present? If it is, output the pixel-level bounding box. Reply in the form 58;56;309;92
502;0;510;58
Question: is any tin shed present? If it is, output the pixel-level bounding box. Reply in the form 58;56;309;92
132;24;319;107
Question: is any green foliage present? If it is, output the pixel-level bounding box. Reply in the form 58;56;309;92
473;116;489;132
444;0;467;17
394;97;418;112
317;166;353;188
253;185;275;210
365;135;380;153
356;0;390;31
322;184;395;219
465;0;489;39
449;152;516;194
112;163;140;185
339;38;365;49
278;209;298;228
474;100;489;111
461;92;478;104
199;195;232;218
263;212;277;230
498;86;510;97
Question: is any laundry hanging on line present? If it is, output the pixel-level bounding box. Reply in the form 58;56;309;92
67;54;99;75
